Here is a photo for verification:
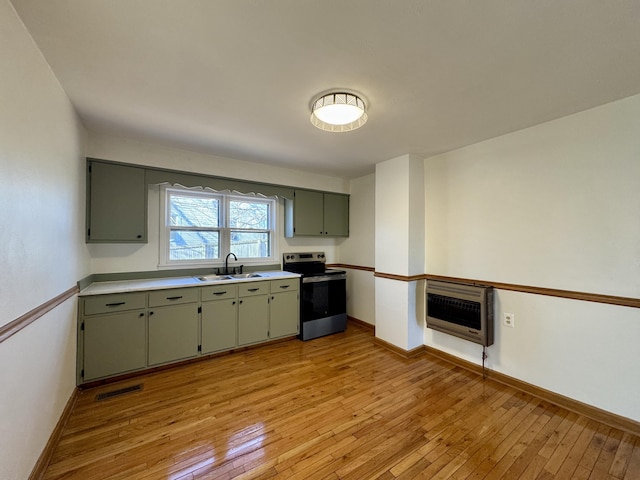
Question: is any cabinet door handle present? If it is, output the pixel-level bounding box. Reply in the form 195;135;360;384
105;302;125;307
279;285;290;289
213;291;227;296
248;288;259;292
149;311;154;316
232;301;236;305
239;300;243;304
139;313;145;317
166;296;183;300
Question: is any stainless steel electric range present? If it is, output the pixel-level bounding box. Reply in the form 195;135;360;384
282;252;347;341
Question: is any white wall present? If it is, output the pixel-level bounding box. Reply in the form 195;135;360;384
339;174;375;324
0;2;89;478
86;132;348;273
424;93;640;421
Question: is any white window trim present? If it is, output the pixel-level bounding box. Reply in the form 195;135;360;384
159;185;278;268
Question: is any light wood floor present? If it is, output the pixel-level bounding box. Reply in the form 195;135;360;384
44;323;640;479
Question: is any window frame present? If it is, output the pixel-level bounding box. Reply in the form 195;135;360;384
159;186;277;268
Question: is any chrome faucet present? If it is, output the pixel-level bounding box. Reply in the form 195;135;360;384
224;252;237;274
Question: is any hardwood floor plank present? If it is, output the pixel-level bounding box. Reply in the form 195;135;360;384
541;414;590;476
481;400;551;479
40;324;639;480
580;424;614;472
553;419;599;479
609;432;636;478
622;437;640;480
592;429;624;476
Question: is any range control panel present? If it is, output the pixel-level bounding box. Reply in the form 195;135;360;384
283;252;326;263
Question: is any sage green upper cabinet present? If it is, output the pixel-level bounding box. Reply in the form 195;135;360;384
86;160;147;243
323;193;349;236
285;189;349;237
291;190;324;236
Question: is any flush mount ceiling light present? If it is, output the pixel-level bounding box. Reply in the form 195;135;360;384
310;91;368;132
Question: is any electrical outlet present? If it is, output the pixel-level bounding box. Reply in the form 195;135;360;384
504;313;515;328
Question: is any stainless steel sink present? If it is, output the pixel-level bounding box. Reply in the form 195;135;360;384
195;273;262;282
196;275;233;282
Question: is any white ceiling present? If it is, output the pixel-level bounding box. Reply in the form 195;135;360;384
10;0;640;179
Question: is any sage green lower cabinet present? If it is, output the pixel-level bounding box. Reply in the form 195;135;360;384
269;291;299;338
238;296;270;345
78;277;300;385
148;304;199;366
83;310;147;381
269;278;300;339
201;284;238;354
238;282;270;346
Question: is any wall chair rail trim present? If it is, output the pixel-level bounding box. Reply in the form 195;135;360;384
374;271;425;282
327;263;375;272
373;272;640;310
0;285;79;344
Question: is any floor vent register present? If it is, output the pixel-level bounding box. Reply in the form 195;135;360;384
95;384;143;401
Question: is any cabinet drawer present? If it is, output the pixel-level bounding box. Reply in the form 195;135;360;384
270;278;299;293
201;284;237;302
238;281;269;297
84;292;146;316
148;288;199;307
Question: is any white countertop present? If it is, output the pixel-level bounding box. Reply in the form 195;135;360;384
79;270;300;296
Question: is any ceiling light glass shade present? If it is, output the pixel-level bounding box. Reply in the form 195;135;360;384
310;92;368;132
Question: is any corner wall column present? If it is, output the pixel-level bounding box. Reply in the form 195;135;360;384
374;154;425;351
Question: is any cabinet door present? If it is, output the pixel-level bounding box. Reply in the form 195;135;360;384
270;291;299;339
293;190;324;236
323;193;349;236
238;295;269;346
83;310;146;381
201;299;237;354
87;161;147;243
148;304;199;366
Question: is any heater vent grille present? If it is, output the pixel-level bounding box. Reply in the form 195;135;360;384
426;280;494;346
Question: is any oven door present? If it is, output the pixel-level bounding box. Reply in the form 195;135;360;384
301;277;346;322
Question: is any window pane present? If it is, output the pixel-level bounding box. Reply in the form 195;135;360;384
170;230;219;260
230;231;270;258
170;194;219;227
229;200;269;229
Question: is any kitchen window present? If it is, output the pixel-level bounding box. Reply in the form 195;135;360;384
160;187;276;266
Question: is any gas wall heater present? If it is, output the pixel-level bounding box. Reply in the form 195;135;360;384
426;280;494;346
